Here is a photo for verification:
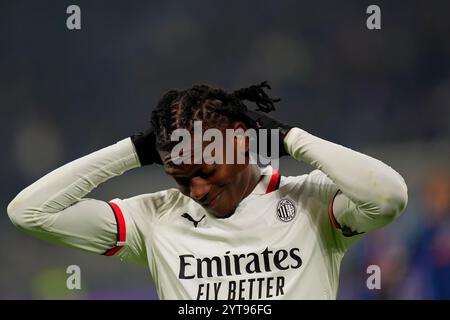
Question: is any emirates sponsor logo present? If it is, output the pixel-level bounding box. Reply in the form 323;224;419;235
178;247;302;299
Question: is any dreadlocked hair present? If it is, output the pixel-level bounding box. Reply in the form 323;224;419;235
150;81;280;150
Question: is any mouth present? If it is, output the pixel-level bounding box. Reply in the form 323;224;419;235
202;190;224;208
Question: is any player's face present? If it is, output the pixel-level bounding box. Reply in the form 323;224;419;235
164;162;254;218
160;122;259;218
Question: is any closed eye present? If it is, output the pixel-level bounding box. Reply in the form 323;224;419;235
199;165;217;180
199;170;215;179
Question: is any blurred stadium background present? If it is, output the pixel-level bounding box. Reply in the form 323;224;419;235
1;0;449;299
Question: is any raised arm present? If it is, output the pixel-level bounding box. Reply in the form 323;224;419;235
7;138;140;253
243;110;408;237
284;127;408;235
7;129;160;255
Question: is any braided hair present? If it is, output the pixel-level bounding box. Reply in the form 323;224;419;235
151;81;280;151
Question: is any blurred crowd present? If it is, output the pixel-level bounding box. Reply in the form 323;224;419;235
339;167;450;299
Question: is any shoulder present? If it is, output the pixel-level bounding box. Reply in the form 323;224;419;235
280;169;332;190
279;169;338;203
111;188;192;221
304;170;336;192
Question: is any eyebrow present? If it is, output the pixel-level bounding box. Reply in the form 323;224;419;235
164;164;201;177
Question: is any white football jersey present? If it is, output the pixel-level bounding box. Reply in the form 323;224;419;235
8;129;407;300
111;166;355;300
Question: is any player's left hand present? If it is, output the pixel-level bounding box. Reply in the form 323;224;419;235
242;109;293;157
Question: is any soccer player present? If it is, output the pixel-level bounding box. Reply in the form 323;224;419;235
7;82;408;299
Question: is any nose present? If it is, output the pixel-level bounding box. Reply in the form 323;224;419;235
190;177;211;202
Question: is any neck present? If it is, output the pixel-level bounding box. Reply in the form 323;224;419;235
240;164;262;201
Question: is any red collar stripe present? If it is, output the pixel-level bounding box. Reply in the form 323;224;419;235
103;202;126;256
266;170;281;194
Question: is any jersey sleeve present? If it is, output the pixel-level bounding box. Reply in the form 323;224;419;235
298;170;363;252
104;190;180;265
105;196;151;266
6;138;146;260
8;197;118;254
284;127;408;251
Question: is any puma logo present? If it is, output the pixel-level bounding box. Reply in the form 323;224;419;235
181;213;205;228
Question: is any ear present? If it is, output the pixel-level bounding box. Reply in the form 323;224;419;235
232;121;248;131
232;121;250;153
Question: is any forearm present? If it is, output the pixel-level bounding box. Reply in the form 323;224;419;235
284;128;408;218
7;138;140;223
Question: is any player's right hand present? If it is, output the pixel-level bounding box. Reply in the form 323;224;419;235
131;128;163;165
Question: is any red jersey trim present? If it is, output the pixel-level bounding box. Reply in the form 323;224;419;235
103;202;126;256
266;170;281;194
329;189;342;230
